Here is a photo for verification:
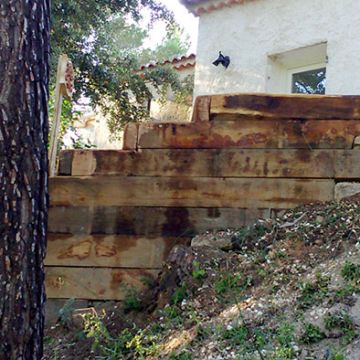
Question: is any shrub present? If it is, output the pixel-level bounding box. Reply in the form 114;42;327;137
300;323;325;344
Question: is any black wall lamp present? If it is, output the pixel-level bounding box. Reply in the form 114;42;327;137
212;51;230;69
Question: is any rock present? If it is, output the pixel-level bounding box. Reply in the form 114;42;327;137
335;182;360;201
353;136;360;149
349;296;360;326
142;245;194;311
191;233;233;250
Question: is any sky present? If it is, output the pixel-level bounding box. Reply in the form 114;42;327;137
145;0;199;54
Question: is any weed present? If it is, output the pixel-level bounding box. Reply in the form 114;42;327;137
300;323;325;344
324;310;357;345
162;304;180;319
123;287;142;312
82;312;160;359
192;261;206;280
231;221;271;251
126;332;160;358
140;276;156;288
276;322;295;347
172;283;188;305
268;347;295;360
256;267;267;279
334;284;359;299
195;324;212;341
326;349;347;360
168;350;192;360
160;305;184;328
341;261;360;284
214;273;252;297
43;336;55;346
215;273;241;295
58;298;76;328
221;324;250;349
297;273;330;309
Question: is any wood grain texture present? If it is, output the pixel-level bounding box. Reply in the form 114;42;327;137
45;234;188;268
136;119;360;149
50;176;334;209
48;206;272;235
192;95;211;122
123;123;138;150
55;149;360;179
210;93;360;119
45;267;159;300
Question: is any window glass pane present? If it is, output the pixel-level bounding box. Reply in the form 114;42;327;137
292;67;326;94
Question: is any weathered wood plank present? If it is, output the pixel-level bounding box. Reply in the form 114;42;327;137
192;95;211;122
57;149;347;178
123;123;138;150
137;119;360;149
58;150;73;176
209;93;360;119
45;267;159;300
48;206;273;235
50;176;334;209
45;234;188;268
334;150;360;179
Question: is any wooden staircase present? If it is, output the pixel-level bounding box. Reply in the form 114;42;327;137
46;93;360;300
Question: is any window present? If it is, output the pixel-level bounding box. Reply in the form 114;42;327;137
267;43;327;94
289;64;326;94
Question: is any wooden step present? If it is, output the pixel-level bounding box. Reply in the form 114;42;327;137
50;176;334;209
45;267;159;300
209;93;360;120
133;119;360;150
45;234;189;268
48;206;272;235
58;149;360;179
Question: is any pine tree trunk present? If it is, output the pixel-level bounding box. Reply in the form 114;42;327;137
0;1;50;359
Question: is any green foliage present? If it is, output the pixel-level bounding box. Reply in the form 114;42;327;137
149;26;190;63
326;349;347;360
168;350;192;360
123;287;142;312
192;261;206;280
58;298;76;328
324;311;357;345
276;322;296;347
268;347;295;360
341;261;360;284
48;87;74;142
83;312;160;359
214;273;252;297
297;273;330;309
221;324;249;348
52;1;192;139
171;283;188;305
300;323;325;344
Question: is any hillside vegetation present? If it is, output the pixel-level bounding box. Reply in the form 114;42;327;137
44;197;360;359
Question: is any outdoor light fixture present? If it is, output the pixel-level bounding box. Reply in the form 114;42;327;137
212;51;230;69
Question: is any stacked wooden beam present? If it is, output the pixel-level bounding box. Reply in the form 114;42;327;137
47;93;360;300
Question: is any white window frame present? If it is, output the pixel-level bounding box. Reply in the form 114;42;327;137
287;62;327;94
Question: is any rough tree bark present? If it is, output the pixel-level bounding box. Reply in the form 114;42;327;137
0;1;50;359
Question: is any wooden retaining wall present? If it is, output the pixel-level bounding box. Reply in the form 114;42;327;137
47;93;360;300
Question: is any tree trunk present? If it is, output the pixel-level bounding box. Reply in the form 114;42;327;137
0;1;50;359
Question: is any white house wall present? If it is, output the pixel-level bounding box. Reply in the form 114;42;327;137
194;0;360;97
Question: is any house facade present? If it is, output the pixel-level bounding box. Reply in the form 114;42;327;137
181;0;360;97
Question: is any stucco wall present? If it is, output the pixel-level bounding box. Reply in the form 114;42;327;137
194;0;360;97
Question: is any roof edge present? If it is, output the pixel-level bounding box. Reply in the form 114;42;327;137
180;0;245;16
